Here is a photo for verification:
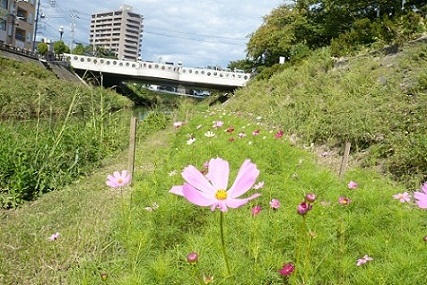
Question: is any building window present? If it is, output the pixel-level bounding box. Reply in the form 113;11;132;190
0;19;6;31
0;0;8;9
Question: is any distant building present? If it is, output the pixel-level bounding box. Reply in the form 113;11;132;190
0;0;37;50
89;5;143;61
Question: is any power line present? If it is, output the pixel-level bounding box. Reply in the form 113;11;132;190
143;30;244;46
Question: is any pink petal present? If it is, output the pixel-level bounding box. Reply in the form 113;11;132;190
416;201;427;209
112;171;121;180
210;201;228;212
414;191;427;209
106;176;118;187
207;158;229;190
227;159;260;198
182;165;215;194
225;193;261;209
182;183;215;207
169;185;184;196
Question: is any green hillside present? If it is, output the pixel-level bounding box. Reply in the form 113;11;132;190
230;38;427;189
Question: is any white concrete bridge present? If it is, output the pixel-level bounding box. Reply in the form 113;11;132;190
64;54;251;91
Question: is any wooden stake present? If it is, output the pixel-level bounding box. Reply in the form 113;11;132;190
339;141;351;179
127;116;137;185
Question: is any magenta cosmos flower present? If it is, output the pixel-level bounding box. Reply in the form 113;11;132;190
297;201;312;215
278;262;295;276
169;157;261;212
414;182;427;209
106;170;131;188
251;205;262;216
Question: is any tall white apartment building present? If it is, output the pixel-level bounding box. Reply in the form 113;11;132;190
89;5;143;61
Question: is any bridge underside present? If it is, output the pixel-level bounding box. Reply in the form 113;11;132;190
74;69;240;92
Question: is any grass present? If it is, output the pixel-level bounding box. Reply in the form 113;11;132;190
2;107;426;284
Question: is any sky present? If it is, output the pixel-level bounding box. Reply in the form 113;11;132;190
37;0;286;68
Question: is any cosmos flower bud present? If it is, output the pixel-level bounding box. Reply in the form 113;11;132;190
100;272;108;281
305;193;316;203
186;252;199;264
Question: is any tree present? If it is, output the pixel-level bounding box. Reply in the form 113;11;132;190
246;3;314;67
37;42;48;56
227;59;253;73
53;40;70;55
72;43;85;55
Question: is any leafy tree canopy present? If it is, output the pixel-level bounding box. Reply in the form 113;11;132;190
243;0;427;70
53;41;70;55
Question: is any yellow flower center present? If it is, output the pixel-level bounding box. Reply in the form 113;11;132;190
118;178;123;184
215;189;227;200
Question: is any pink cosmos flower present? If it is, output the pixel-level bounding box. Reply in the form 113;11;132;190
106;170;131;188
238;132;246;138
173;121;183;128
169;157;261;212
348;181;358;189
356;255;373;266
278;262;295;276
48;232;60;241
414;182;427;209
212;121;224;128
393;192;411;203
270;199;281;209
251;205;262;216
252;129;260;136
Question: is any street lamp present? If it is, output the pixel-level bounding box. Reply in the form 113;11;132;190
59;25;64;41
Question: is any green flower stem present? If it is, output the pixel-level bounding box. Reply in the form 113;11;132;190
191;265;206;285
304;229;313;284
219;211;231;277
293;216;306;284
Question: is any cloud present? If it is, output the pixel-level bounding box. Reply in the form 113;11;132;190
38;0;285;67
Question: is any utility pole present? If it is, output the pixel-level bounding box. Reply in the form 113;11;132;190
69;9;79;52
32;0;41;51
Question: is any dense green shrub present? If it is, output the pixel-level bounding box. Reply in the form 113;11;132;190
0;109;131;208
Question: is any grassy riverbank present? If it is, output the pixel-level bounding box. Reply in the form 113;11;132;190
1;40;427;284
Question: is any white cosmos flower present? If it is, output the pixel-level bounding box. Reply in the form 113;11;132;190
205;131;215;138
187;138;196;145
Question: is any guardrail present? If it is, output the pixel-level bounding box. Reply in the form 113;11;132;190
0;43;39;60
